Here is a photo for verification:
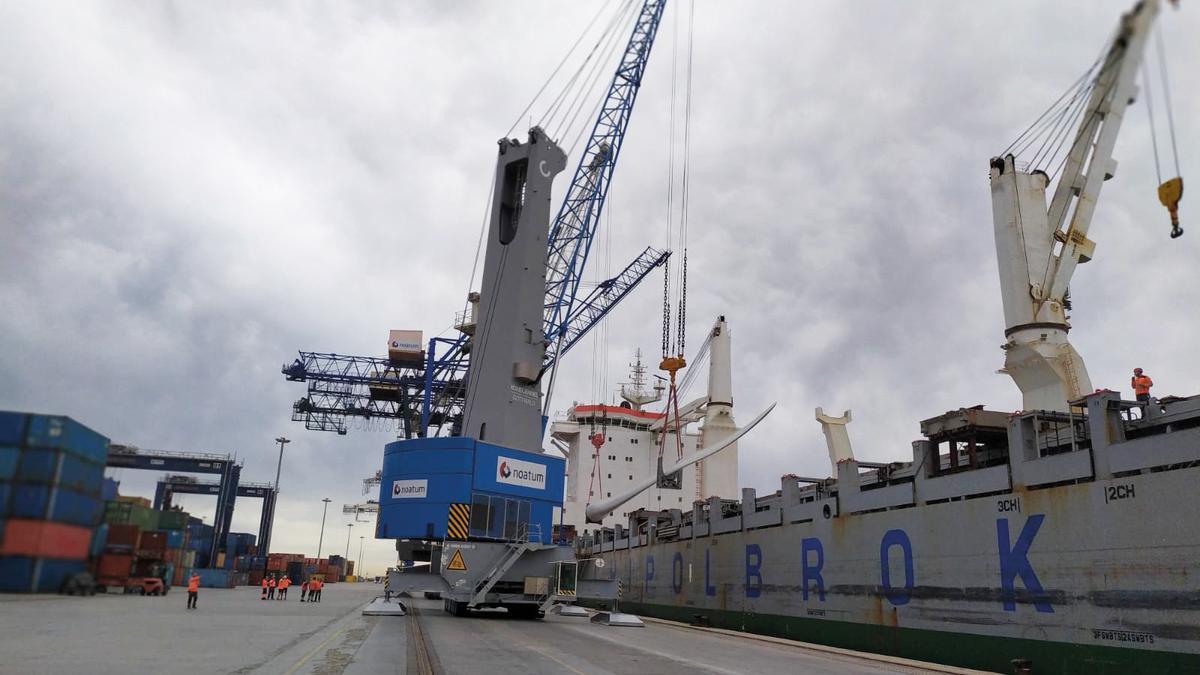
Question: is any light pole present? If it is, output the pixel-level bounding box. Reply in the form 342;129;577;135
317;498;332;558
344;523;354;563
357;536;365;580
265;437;289;556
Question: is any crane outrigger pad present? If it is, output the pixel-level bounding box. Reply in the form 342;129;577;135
590;611;644;627
362;596;408;616
551;604;590;617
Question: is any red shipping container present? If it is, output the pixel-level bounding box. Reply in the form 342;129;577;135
138;531;167;550
0;519;91;559
97;552;133;580
135;547;166;561
106;524;140;548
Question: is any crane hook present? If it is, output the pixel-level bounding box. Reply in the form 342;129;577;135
1158;176;1184;239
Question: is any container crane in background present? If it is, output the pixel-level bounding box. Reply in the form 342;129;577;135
283;247;669;439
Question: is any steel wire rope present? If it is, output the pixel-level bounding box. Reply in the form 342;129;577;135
1154;26;1181;178
1009;76;1090;161
674;0;695;358
543;0;635;135
661;0;679;361
1008;68;1097;161
1001;42;1110;157
1037;76;1098;176
505;0;613;140
559;3;639;149
542;0;636;138
1028;76;1095;171
1143;59;1163;185
541;2;643;422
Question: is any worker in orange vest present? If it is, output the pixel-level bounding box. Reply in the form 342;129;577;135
261;575;269;600
186;572;200;610
1132;368;1154;403
267;575;277;600
310;577;322;603
277;576;290;600
300;578;309;602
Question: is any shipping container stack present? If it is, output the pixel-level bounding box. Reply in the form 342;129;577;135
0;412;108;593
186;517;214;569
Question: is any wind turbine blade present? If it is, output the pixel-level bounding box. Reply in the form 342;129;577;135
585;402;776;523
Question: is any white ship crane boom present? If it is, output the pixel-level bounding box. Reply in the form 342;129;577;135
989;0;1161;412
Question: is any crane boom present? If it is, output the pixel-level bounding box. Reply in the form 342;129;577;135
989;0;1160;412
543;0;668;354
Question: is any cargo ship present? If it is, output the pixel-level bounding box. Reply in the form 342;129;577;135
579;1;1199;672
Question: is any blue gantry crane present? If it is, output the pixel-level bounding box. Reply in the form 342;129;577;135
153;475;279;557
283;248;668;438
106;445;243;568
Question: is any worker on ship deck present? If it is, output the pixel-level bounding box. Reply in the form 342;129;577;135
1132;368;1154;404
277;575;290;600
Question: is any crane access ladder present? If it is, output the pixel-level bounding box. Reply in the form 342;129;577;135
468;524;548;607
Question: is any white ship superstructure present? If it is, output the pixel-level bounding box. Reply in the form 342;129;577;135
552;317;741;532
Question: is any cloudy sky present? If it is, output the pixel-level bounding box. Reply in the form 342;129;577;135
2;1;1196;575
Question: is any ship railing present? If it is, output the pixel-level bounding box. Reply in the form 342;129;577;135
1026;409;1089;457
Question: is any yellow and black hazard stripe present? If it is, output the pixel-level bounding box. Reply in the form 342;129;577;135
446;503;470;540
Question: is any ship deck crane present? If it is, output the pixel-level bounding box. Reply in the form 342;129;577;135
990;0;1181;412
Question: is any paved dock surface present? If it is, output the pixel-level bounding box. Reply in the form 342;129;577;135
0;587;988;674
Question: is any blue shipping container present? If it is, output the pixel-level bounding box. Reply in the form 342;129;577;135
0;556;85;593
24;415;109;466
193;567;235;588
16;448;61;484
9;483;49;519
38;558;85;592
101;477;119;501
91;523;109;558
48;488;102;527
58;455;103;497
0;447;19;480
0;483;9;514
0;556;34;592
165;529;184;548
0;412;26;447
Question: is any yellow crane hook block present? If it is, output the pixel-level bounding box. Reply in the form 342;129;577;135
1158;176;1184;238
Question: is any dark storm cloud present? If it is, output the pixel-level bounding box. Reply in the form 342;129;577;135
1;1;1196;569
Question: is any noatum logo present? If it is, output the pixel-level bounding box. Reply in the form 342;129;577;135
391;479;428;499
496;456;546;489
